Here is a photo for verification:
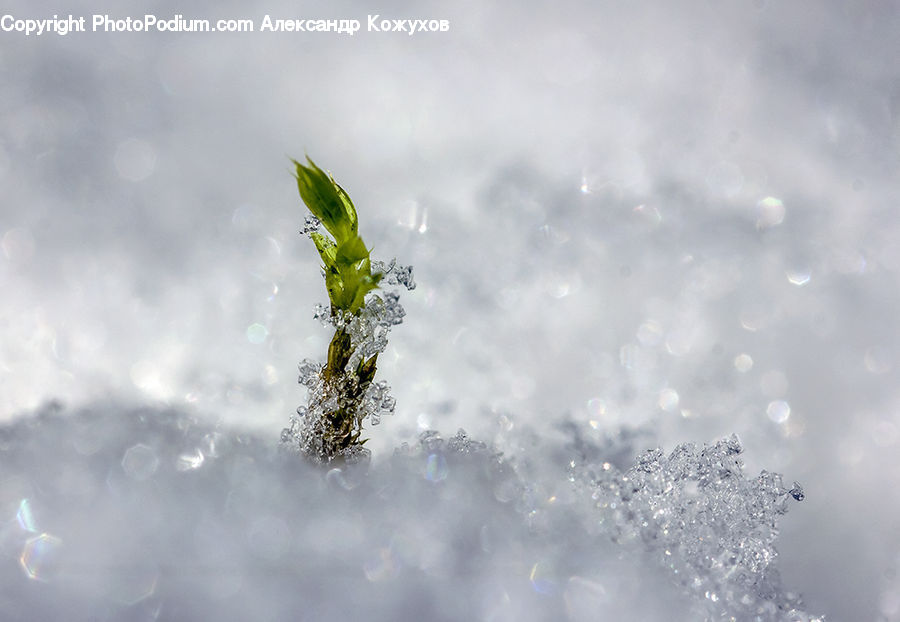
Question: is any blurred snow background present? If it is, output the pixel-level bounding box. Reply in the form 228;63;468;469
1;0;899;619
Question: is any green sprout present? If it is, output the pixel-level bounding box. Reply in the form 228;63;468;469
293;157;382;316
285;157;408;462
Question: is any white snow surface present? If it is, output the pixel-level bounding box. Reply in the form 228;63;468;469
2;1;900;619
1;403;813;621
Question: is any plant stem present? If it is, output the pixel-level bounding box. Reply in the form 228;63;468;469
286;157;408;462
317;319;379;456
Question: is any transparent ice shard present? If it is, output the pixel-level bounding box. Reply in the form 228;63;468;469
571;435;809;620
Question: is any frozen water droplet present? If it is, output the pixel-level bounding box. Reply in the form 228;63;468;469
375;259;416;291
301;215;320;235
633;448;663;473
448;428;487;453
313;303;330;324
297;360;320;387
394;264;416;290
790;482;805;501
419;430;444;452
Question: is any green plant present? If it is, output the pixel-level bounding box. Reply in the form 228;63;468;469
293;157;382;316
283;157;412;462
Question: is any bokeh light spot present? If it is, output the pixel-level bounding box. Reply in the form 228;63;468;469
766;400;791;424
587;398;607;418
734;353;754;373
176;448;205;471
658;388;680;412
122;443;160;481
114;138;157;182
129;360;169;398
2;227;35;264
111;566;159;606
246;323;268;344
756;197;785;229
424;453;448;482
637;320;663;346
364;547;398;582
872;421;898;447
864;346;893;375
17;499;38;533
529;561;559;594
786;268;811;286
263;364;279;385
20;534;62;581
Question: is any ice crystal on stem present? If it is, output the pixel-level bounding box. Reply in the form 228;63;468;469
372;259;417;291
280;157;414;464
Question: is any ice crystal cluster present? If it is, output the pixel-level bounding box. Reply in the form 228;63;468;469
280;259;415;464
570;435;815;621
0;404;818;621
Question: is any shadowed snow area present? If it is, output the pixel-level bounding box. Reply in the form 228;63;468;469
1;404;810;621
2;0;900;619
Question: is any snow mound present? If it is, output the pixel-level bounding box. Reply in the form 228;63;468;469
0;403;818;621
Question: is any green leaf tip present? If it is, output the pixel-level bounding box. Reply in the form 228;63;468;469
294;156;380;315
292;157;358;239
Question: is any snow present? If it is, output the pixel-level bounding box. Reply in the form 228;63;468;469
2;0;900;619
1;404;814;621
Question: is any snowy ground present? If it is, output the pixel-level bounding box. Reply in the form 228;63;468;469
0;404;812;621
2;1;900;619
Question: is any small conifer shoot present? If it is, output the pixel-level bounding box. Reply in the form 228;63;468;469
281;157;415;463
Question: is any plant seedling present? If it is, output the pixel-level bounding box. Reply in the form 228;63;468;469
283;157;413;463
